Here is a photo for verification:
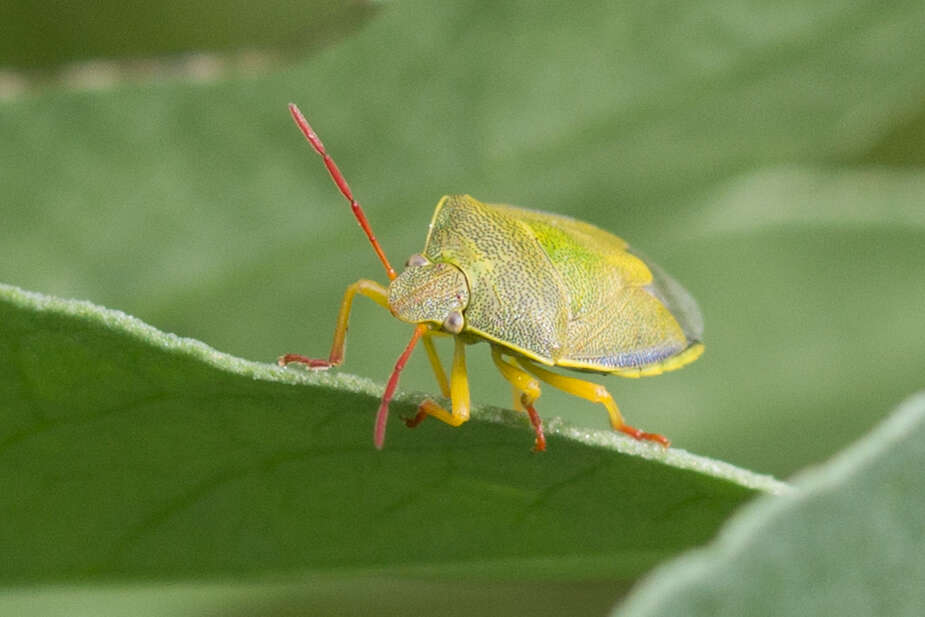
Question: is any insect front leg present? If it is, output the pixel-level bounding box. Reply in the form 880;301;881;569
405;337;470;429
516;359;669;448
421;334;450;398
278;278;388;370
491;347;546;452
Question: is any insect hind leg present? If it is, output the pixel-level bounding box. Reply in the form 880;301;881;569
516;358;669;448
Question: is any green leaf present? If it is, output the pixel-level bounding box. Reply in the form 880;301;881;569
0;283;785;585
613;392;925;617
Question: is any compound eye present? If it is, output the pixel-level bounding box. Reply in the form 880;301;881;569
443;310;464;334
405;254;429;267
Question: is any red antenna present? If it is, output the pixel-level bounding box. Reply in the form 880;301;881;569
288;103;397;281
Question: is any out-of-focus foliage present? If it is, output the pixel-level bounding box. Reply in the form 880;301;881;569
616;392;925;617
0;1;376;69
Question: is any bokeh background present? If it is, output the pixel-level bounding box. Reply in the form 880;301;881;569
2;0;925;613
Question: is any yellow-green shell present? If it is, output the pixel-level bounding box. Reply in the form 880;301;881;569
422;195;704;376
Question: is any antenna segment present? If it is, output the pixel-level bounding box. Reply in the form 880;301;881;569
288;103;397;280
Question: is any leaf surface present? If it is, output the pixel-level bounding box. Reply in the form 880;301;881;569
0;283;784;584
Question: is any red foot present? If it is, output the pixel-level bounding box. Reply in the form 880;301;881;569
404;409;427;428
618;425;670;448
522;397;547;453
278;354;334;370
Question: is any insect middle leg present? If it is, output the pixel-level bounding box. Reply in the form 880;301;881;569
405;337;470;429
491;347;546;452
516;358;669;448
278;278;388;369
511;387;526;412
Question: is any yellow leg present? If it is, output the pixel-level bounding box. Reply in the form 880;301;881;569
421;335;451;398
278;279;388;369
516;358;670;447
406;337;470;428
491;347;547;452
512;386;525;412
491;347;541;406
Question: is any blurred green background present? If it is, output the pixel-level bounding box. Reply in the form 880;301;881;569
2;0;925;613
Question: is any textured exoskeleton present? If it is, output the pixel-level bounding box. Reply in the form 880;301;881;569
389;195;703;375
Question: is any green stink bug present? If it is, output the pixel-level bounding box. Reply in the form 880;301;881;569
279;103;704;451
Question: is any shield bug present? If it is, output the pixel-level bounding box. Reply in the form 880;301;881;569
279;103;704;452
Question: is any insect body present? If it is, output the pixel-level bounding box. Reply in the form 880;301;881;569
280;104;704;451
